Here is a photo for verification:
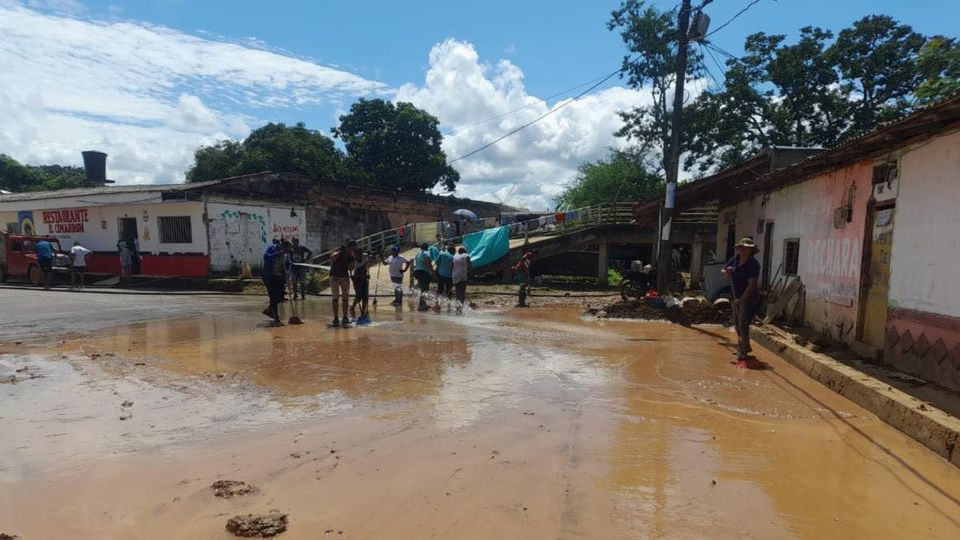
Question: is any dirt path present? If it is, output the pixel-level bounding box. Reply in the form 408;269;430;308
1;295;959;539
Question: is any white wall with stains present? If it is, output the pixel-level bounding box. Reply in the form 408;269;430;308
888;129;960;317
206;201;306;273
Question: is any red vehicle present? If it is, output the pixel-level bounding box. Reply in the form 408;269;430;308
0;232;71;285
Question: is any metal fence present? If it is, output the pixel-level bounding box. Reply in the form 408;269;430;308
305;202;637;270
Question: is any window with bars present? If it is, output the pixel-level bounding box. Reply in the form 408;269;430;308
158;216;193;244
783;238;800;276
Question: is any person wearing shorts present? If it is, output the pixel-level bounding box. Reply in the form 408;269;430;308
329;240;356;327
70;241;92;290
383;245;409;306
413;243;434;311
287;237;312;300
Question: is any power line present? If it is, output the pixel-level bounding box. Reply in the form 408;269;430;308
701;43;728;88
705;41;741;63
447;68;621;164
445;71;620;136
708;0;763;37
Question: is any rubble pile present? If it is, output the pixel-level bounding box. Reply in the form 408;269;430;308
590;296;732;326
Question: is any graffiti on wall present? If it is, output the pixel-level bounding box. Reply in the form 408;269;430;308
804;236;862;306
218;209;267;243
272;222;300;239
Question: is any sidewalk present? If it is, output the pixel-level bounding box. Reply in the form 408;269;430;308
752;323;960;468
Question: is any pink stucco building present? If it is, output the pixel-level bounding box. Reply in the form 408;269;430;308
715;96;960;391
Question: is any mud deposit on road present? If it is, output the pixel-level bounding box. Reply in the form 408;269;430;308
592;296;733;325
2;299;959;539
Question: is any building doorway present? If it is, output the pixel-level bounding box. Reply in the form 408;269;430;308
861;204;895;349
118;217;141;274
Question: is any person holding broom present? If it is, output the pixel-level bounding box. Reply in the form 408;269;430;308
513;251;535;308
722;237;762;368
350;250;372;325
261;240;289;325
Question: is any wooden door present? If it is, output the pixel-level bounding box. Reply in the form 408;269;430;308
862;205;895;349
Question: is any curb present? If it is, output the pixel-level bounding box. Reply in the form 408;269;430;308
751;325;960;468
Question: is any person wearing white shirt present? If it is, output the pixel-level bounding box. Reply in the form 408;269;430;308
69;241;92;290
452;247;472;314
382;245;410;307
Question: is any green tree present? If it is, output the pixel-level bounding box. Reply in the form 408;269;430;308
915;36;960;104
828;15;926;134
332;98;459;192
682;16;941;173
186;122;343;183
555;149;663;210
0;154;87;192
608;0;705;175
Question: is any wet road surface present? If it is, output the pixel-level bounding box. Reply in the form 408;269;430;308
1;291;959;539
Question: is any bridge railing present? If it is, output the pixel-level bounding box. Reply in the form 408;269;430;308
304;202;636;269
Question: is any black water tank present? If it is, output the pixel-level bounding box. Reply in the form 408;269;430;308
81;150;107;185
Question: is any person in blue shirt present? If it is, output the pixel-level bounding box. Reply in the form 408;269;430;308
722;237;762;366
261;241;289;324
413;243;434;312
435;244;455;308
34;239;54;290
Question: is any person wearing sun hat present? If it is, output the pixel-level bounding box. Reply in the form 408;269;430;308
722;237;762;367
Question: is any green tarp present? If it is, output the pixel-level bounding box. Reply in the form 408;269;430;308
462;225;510;268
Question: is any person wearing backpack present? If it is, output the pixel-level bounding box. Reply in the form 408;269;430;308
262;240;289;324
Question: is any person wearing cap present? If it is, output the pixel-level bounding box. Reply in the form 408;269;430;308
513;251;536;308
383;245;409;307
722;238;762;365
329;239;356;327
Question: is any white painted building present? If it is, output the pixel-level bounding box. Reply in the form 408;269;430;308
0;176;307;276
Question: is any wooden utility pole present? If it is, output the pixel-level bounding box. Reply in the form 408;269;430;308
656;0;693;292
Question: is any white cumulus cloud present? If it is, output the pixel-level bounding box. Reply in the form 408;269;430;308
0;2;384;184
396;39;653;210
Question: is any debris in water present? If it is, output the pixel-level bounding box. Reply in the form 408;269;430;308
212;480;258;498
225;512;287;537
591;297;731;326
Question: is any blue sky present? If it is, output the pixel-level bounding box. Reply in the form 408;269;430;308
1;0;956;209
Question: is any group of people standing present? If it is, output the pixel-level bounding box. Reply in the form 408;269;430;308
407;242;472;313
261;237;480;326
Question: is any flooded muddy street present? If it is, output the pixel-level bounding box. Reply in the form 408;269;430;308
1;291;959;539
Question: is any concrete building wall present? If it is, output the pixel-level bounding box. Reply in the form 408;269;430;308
884;129;960;390
206;201;306;273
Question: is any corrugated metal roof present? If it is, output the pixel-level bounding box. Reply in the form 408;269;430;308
741;93;960;193
0;172;272;203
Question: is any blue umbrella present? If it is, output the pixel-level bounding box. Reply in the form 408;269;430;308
452;208;478;220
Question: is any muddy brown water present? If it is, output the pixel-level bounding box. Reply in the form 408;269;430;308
1;299;959;539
